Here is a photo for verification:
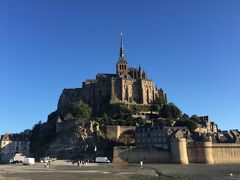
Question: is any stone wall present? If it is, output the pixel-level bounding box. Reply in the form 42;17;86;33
57;88;83;110
212;143;240;163
187;142;240;164
113;146;171;163
57;75;166;109
106;125;135;140
187;142;214;164
113;140;240;164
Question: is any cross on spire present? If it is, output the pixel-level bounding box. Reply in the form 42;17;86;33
120;32;124;58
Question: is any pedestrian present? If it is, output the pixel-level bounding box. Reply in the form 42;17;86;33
44;162;49;168
140;160;143;167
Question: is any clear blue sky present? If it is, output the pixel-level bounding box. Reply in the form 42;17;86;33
0;0;240;135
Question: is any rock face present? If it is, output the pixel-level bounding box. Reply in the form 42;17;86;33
46;129;93;160
45;122;101;160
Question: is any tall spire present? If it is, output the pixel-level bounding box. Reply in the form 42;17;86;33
119;32;124;58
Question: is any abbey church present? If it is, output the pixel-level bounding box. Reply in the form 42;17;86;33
58;35;167;109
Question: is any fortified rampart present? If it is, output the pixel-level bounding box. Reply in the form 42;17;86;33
113;146;171;163
113;139;240;164
187;142;214;164
212;143;240;163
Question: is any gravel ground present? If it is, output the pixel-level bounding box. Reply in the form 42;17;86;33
0;161;240;180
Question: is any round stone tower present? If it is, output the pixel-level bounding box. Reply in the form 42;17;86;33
170;138;189;164
197;141;214;164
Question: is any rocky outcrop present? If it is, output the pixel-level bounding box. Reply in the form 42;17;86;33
45;122;101;160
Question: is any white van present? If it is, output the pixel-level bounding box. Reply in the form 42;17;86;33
95;157;110;163
10;153;26;164
22;158;35;165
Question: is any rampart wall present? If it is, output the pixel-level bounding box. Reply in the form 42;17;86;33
113;146;171;163
113;140;240;164
211;143;240;163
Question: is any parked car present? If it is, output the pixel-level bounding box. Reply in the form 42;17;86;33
95;157;110;163
40;157;57;163
9;159;22;164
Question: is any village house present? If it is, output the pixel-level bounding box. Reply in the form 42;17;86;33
0;133;30;163
135;125;191;150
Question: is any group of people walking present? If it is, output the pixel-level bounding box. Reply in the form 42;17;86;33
44;161;51;168
77;160;88;167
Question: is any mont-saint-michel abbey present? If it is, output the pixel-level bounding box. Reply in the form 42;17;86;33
1;35;240;170
58;34;167;110
1;0;240;179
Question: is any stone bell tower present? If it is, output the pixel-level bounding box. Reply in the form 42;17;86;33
116;33;128;76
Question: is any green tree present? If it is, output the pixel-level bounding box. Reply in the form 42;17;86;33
102;113;108;123
150;104;160;112
30;120;56;157
64;101;92;120
124;117;146;126
190;115;201;124
159;103;182;120
174;120;198;132
181;113;190;121
154;97;167;106
165;119;174;126
107;103;131;119
30;121;42;154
